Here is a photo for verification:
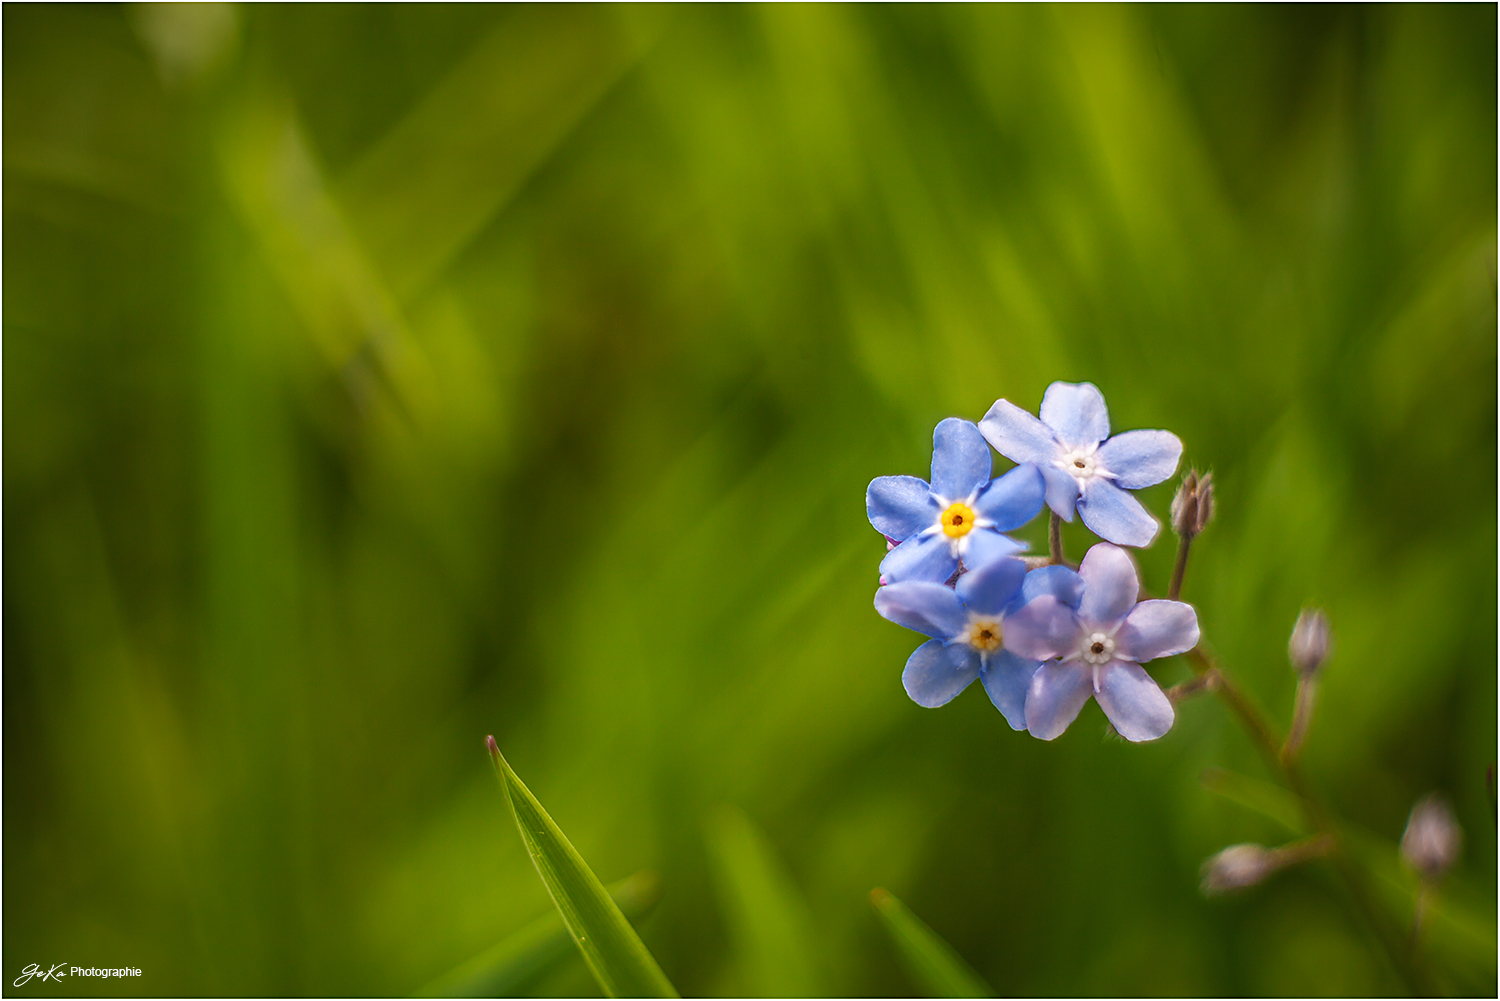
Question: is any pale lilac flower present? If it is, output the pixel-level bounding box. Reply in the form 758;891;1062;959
979;382;1182;547
1005;542;1198;741
873;558;1083;729
867;418;1045;584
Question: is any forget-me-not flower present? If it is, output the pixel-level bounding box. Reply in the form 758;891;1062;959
979;382;1182;547
1004;542;1198;741
873;557;1083;729
867;418;1045;584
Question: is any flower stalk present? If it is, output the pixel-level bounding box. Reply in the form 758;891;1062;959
1282;675;1318;763
1167;470;1212;600
1201;834;1336;895
1185;644;1433;994
1165;671;1217;705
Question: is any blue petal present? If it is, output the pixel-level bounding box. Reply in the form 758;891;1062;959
880;532;957;584
903;639;981;707
930;418;993;501
1077;479;1160;548
1097;430;1182;490
1002;595;1080;660
955;556;1027;616
874;581;968;639
1017;565;1085;610
961;527;1026;572
980;649;1041;730
979;398;1057;465
1039;382;1109;447
1115;600;1199;663
1076;543;1139;627
1025;662;1094;740
1037;464;1079;521
867;475;939;541
1095;660;1174;741
973;463;1045;530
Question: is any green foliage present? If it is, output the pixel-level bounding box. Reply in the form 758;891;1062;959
420;870;662;998
703;806;822;996
488;741;677;998
870;889;993;998
3;4;1494;996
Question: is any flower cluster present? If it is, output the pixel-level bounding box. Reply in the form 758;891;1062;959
866;382;1196;741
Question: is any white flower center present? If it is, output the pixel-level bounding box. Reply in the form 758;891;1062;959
1080;631;1115;665
1055;445;1113;486
961;615;1004;653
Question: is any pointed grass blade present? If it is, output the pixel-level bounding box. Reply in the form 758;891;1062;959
703;805;822;996
420;870;663;997
870;888;993;998
486;737;678;998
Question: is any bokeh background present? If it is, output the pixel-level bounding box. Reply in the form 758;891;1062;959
5;3;1496;996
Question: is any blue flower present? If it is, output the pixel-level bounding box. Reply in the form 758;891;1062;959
873;558;1083;729
1004;543;1199;741
979;382;1182;547
867;418;1045;584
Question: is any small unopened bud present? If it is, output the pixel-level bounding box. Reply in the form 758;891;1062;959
1192;472;1214;534
1288;608;1332;676
1171;472;1198;538
1171;470;1215;539
1201;844;1274;895
1401;794;1462;880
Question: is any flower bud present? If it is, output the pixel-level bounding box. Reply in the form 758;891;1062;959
1200;843;1274;895
1401;794;1462;880
1192;472;1214;534
1171;471;1199;538
1288;608;1332;676
1171;470;1215;539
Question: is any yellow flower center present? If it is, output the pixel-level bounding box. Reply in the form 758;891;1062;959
939;501;976;538
963;617;1004;652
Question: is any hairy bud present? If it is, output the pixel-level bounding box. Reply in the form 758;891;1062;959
1171;472;1198;537
1288;608;1332;676
1193;472;1214;533
1171;470;1215;539
1200;844;1274;895
1401;794;1462;880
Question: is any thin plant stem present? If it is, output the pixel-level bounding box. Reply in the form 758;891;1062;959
1049;511;1063;565
1166;672;1217;705
1185;646;1433;994
1282;676;1318;763
1411;882;1430;947
1270;832;1337;868
1168;532;1192;600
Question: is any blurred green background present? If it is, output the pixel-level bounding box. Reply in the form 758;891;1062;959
4;3;1495;996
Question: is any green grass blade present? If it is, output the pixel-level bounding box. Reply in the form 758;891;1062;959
486;737;679;998
419;871;663;997
703;805;822;996
870;888;993;998
1199;768;1306;835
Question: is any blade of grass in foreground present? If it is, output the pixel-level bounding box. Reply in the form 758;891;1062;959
419;870;663;997
870;888;993;998
1199;767;1306;835
486;736;679;998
